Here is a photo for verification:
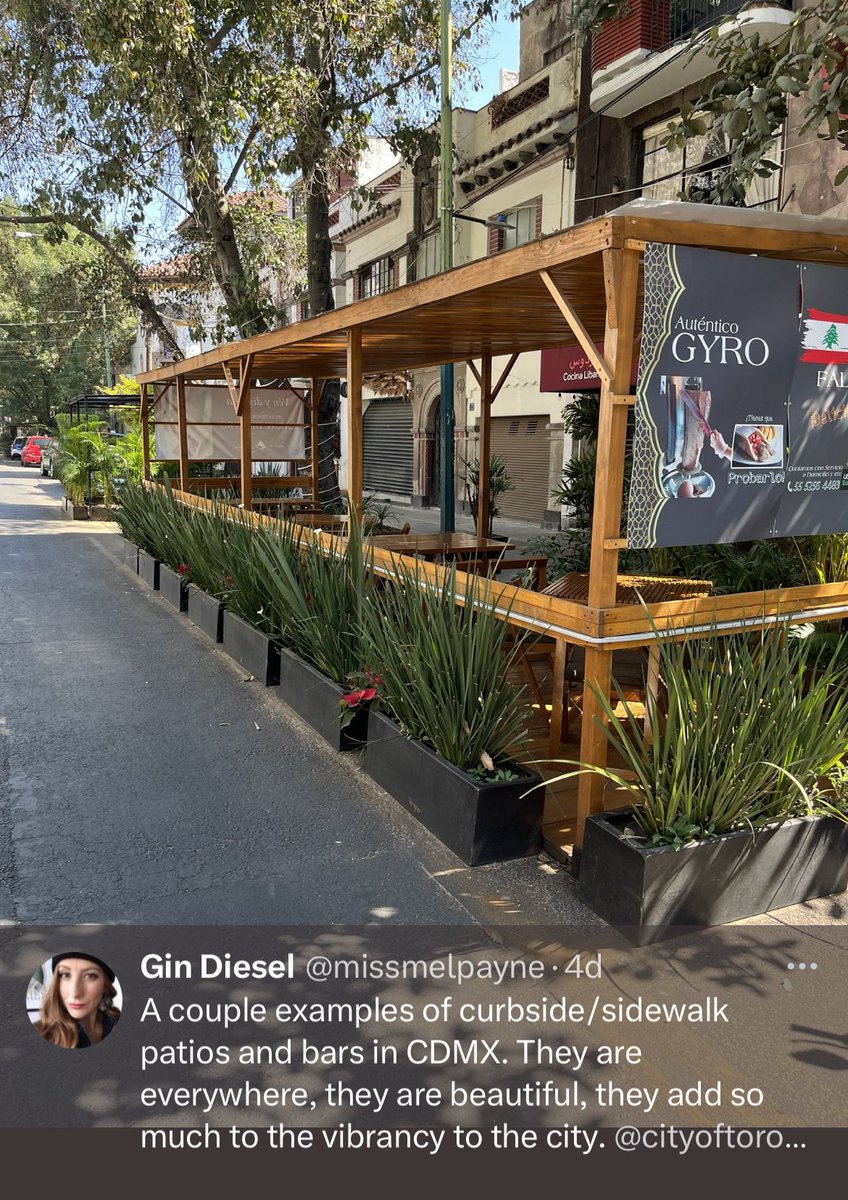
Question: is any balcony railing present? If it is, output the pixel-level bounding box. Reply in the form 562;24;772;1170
593;0;792;76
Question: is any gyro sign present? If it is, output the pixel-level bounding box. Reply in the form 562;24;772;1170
627;244;848;549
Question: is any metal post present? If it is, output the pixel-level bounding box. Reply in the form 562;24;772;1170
101;298;112;389
439;0;455;532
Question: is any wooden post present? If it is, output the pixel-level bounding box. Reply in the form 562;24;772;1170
237;356;255;512
575;247;641;847
477;355;492;539
176;376;189;492
310;378;322;503
141;384;151;481
347;329;363;520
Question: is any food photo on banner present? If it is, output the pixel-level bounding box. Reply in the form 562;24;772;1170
628;245;848;548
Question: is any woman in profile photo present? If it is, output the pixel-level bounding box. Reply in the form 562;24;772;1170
36;953;121;1049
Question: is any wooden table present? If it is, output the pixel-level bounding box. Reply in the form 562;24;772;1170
368;532;514;563
290;512;349;532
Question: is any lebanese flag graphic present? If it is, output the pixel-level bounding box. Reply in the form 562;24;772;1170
801;307;848;364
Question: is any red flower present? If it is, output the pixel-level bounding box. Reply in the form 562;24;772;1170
224;574;234;586
178;562;190;575
340;687;376;708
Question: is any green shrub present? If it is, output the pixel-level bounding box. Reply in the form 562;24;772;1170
552;624;848;845
362;560;530;772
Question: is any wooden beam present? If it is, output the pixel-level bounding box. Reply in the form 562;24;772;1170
575;246;641;846
236;353;255;416
477;355;492;539
176;376;189;492
140;385;151;481
222;361;239;412
538;269;613;386
347;329;363;519
149;382;173;410
490;352;519;405
465;360;482;389
603;537;628;550
612;393;636;406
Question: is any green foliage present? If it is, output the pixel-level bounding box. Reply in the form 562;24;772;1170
662;2;848;201
98;374;140;396
551;626;848;844
116;483;533;768
461;453;515;536
256;517;372;684
361;560;530;771
0;219;135;427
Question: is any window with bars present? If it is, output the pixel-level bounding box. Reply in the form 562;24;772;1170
640;116;781;209
358;255;396;299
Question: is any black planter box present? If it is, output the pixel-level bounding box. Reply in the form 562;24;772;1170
138;549;161;590
160;564;189;612
222;610;280;686
278;647;368;752
363;710;544;866
117;536;138;573
579;808;848;944
188;585;225;643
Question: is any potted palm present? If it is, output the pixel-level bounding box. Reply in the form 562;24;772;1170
462;454;515;538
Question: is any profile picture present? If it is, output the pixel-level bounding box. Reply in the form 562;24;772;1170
27;952;122;1049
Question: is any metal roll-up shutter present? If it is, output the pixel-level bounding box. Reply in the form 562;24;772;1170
490;415;551;523
362;398;413;494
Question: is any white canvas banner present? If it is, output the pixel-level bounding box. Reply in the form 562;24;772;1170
153;385;305;460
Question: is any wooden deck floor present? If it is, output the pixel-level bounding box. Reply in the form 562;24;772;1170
509;646;647;865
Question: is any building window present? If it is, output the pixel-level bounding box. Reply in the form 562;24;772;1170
641;116;781;209
357;255;396;299
416;231;440;280
488;199;541;254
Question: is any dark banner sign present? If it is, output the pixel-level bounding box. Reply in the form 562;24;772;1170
628;244;848;549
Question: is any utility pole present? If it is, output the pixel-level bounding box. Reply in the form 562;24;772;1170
439;0;455;532
101;298;113;388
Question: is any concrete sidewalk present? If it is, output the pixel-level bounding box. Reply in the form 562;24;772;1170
0;461;594;927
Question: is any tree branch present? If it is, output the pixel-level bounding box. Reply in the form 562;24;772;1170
223;122;261;193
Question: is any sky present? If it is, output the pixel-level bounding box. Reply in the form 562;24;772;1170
462;9;522;109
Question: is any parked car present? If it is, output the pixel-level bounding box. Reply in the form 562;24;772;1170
40;438;61;477
20;435;51;467
10;436;27;460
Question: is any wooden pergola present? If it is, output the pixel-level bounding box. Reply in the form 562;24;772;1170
137;200;848;847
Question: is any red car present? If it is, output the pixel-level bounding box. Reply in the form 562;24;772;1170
20;436;51;467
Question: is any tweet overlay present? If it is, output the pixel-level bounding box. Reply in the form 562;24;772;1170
2;924;845;1175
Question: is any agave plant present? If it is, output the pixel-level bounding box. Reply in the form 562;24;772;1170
254;516;370;682
361;560;530;771
551;624;848;845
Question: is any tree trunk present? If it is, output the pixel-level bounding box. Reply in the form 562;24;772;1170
305;159;341;504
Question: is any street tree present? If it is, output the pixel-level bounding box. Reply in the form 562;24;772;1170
573;0;848;204
0;221;136;430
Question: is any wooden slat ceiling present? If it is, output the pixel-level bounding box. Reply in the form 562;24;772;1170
137;203;848;386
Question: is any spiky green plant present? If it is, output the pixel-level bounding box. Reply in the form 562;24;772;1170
361;560;530;771
551;625;848;845
255;517;370;682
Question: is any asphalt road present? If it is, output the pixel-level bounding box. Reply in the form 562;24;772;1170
0;460;594;926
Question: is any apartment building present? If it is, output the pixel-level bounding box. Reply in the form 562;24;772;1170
329;0;580;525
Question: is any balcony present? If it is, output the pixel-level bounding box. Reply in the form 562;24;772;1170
590;0;794;117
